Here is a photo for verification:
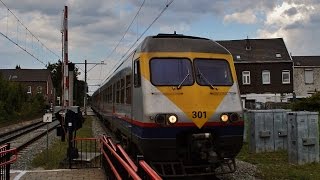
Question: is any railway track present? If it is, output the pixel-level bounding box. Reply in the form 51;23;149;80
0;118;59;152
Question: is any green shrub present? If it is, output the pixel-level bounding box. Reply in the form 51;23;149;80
291;92;320;112
0;75;45;125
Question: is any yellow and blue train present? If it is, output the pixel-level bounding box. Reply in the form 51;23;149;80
91;33;244;178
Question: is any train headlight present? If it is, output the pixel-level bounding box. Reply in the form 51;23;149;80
230;113;240;122
220;114;229;122
168;114;178;124
155;114;166;125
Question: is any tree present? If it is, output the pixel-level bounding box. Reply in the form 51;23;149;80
46;61;86;106
0;73;44;122
15;65;21;69
47;61;63;100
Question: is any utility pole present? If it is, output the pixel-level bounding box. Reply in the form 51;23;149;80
84;60;87;115
62;6;69;108
73;60;105;115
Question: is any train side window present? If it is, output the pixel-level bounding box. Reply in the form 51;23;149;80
108;86;112;103
112;84;115;103
116;81;120;103
126;75;131;104
110;86;113;103
120;78;125;104
134;60;141;87
104;91;108;102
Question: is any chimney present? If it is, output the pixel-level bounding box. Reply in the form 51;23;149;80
245;36;251;51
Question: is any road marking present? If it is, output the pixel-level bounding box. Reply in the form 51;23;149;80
13;170;26;180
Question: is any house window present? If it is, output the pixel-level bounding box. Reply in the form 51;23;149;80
242;71;250;85
282;70;290;84
37;86;42;93
27;86;32;94
304;69;314;84
262;70;270;84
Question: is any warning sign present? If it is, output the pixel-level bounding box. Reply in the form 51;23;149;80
43;113;53;123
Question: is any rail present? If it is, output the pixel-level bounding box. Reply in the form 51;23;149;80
100;136;162;180
0;143;17;180
0;118;57;146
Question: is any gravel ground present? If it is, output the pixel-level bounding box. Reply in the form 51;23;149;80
217;160;259;180
11;115;103;170
91;116;107;138
11;129;59;170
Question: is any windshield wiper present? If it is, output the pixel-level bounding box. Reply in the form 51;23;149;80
177;68;190;89
196;67;215;90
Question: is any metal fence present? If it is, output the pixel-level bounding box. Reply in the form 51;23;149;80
0;143;17;180
70;138;101;169
100;136;162;180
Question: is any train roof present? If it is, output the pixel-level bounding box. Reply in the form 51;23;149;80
137;34;230;54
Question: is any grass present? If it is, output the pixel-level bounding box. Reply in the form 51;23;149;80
239;114;320;179
237;143;320;180
31;116;95;169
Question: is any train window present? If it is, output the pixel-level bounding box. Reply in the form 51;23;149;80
194;59;233;86
112;84;115;103
150;58;193;86
108;86;112;103
104;91;108;102
134;60;141;87
121;79;125;103
116;81;120;103
107;86;110;103
126;75;132;104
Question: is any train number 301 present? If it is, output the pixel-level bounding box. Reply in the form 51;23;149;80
192;111;207;118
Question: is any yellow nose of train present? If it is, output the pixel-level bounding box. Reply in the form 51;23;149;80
153;85;232;128
141;52;237;128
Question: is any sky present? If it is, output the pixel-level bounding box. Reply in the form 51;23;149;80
0;0;319;94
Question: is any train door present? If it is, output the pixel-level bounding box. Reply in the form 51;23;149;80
132;59;144;121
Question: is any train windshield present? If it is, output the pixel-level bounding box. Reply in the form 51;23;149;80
150;58;194;86
194;59;233;86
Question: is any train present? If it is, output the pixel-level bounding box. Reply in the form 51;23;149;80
91;33;244;178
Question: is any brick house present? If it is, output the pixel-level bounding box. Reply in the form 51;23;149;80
0;69;54;104
292;56;320;98
217;38;294;109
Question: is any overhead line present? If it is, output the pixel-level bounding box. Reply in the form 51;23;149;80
0;32;46;66
75;64;85;73
121;0;174;60
100;0;174;85
104;0;146;61
0;0;61;64
87;64;98;73
97;0;146;85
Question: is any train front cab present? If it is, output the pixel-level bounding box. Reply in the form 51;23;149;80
133;52;244;177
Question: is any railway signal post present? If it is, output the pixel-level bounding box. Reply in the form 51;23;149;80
43;112;53;161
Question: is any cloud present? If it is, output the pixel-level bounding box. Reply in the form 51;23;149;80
224;10;258;24
2;0;65;15
1;0;320;92
257;1;320;55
